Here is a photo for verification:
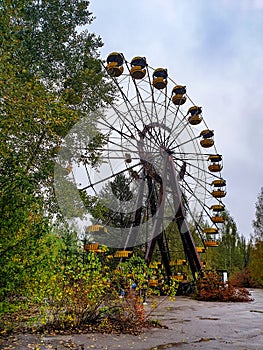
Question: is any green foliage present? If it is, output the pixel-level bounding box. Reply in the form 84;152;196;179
92;174;134;228
0;0;113;209
249;187;263;286
0;250;151;334
118;255;149;292
205;212;251;277
1;0;114;107
252;187;263;241
110;174;133;202
37;252;112;329
1;239;183;335
0;204;58;300
0;0;114;305
250;241;263;287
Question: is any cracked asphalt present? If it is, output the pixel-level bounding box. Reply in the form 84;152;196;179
1;289;263;350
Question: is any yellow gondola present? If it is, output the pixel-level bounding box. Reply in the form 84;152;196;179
86;225;108;234
130;56;147;79
152;68;168;89
208;154;223;172
85;225;108;252
172;85;187;105
211;216;225;223
211;179;226;187
203;227;218;234
170;274;187;281
188;106;203;125
84;243;99;251
114;250;133;258
212;189;226;198
106;52;124;77
84;243;106;253
211;179;226;197
200;129;214;148
204;240;219;247
210;204;225;212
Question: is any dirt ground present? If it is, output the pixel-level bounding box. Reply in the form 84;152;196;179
1;289;263;350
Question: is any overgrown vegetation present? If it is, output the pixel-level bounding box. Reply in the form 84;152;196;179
249;187;263;287
199;210;262;289
0;251;177;335
195;271;253;302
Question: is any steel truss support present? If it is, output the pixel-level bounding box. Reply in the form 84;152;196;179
145;153;202;279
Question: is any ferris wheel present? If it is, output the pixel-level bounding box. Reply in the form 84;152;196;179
64;52;227;279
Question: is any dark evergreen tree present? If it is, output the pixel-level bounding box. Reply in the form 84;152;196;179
252;187;263;241
96;174;134;228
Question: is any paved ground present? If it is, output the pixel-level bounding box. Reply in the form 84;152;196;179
1;289;263;350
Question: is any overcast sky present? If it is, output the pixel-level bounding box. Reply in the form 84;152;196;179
88;0;263;239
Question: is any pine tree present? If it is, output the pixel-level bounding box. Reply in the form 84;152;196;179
95;174;134;228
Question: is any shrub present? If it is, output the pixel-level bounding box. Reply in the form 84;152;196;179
230;267;260;288
195;271;253;302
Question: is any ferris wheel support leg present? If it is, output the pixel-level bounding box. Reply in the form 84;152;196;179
144;176;164;263
169;157;203;279
123;175;146;249
157;232;172;279
144;155;171;278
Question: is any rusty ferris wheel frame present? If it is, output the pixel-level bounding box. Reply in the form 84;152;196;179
77;52;227;280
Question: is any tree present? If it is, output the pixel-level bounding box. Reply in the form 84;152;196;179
252;187;263;240
0;0;114;299
1;0;114;206
1;0;113;106
250;241;263;287
249;187;263;286
86;174;134;228
205;212;250;276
